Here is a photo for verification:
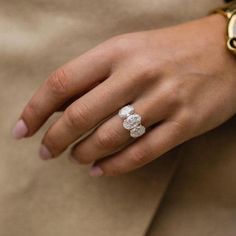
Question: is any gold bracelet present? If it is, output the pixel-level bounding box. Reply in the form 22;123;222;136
210;1;236;54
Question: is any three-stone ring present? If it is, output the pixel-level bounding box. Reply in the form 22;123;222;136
118;105;146;138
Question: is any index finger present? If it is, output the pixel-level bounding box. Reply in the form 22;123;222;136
12;45;113;139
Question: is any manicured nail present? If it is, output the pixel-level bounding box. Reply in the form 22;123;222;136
39;144;52;160
89;165;104;177
12;119;28;139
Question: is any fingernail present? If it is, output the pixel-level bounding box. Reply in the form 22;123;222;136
39;144;52;160
12;119;28;139
89;165;104;177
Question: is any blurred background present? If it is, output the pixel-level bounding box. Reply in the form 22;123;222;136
2;1;235;236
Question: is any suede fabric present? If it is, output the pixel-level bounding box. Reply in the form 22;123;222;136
1;0;234;235
146;117;236;236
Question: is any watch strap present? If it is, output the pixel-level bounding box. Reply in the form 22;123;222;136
211;1;236;54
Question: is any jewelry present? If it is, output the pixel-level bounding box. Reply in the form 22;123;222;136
210;0;236;54
119;105;146;138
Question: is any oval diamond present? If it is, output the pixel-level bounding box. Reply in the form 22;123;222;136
130;125;146;138
123;114;141;130
119;105;135;119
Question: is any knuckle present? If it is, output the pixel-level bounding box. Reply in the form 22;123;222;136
179;109;195;127
109;34;134;56
47;67;69;95
65;103;90;129
130;147;151;166
162;81;182;108
169;119;186;133
128;57;159;85
105;166;121;176
95;130;116;149
111;35;129;47
135;64;156;82
23;101;39;119
170;110;196;137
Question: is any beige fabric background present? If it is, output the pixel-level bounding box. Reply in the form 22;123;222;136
1;0;235;236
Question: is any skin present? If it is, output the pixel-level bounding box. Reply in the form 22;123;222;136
14;14;236;176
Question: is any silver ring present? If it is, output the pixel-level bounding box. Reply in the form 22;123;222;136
118;105;146;138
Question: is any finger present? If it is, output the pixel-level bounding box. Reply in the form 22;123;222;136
71;90;173;164
40;71;142;159
57;82;101;111
16;46;113;138
90;119;189;177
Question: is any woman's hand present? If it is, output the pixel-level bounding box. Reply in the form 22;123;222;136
12;14;236;177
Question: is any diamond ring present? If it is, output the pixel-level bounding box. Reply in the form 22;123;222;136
118;105;146;138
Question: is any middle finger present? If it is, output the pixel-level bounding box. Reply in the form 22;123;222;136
71;91;174;164
39;71;141;159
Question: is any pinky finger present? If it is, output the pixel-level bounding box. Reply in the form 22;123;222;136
90;120;190;177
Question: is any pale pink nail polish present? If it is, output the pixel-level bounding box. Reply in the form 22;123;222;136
12;119;28;139
89;165;104;177
39;145;52;160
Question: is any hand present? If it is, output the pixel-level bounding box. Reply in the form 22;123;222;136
12;14;236;177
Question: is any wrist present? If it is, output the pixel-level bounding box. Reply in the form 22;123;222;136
211;1;236;54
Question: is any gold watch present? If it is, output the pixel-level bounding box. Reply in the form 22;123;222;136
211;1;236;54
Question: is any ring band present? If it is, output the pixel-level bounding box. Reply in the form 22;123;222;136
118;105;146;138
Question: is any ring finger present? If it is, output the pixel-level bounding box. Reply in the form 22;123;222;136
71;90;175;164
